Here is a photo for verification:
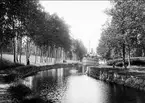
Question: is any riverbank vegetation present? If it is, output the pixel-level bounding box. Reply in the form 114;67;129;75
0;58;24;71
1;57;81;83
97;0;145;68
8;84;48;103
107;57;145;67
89;66;145;91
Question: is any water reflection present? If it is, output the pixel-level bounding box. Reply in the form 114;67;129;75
63;75;110;103
22;77;33;89
23;67;145;103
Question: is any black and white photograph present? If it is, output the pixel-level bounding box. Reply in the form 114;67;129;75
1;0;145;103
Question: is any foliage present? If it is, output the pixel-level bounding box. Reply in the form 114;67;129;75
73;39;87;61
97;0;145;60
8;84;32;101
0;58;24;70
0;0;41;44
0;0;73;63
32;13;71;51
107;57;145;67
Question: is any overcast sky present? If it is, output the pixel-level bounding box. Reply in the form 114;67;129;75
40;1;111;53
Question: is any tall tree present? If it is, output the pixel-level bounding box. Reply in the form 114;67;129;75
98;0;145;68
73;39;87;61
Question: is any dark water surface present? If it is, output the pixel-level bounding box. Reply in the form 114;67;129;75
23;67;145;103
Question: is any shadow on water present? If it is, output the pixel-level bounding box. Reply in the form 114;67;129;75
7;84;54;103
106;82;145;103
5;67;75;103
3;74;17;83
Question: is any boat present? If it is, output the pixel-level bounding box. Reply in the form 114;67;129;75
82;56;99;66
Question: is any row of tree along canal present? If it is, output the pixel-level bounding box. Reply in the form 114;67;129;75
0;0;87;65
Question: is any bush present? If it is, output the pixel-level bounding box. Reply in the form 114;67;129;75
4;73;17;83
7;84;51;103
107;57;145;66
8;84;32;101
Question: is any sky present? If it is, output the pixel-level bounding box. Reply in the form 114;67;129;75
40;1;111;53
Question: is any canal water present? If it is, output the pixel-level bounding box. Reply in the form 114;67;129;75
23;67;145;103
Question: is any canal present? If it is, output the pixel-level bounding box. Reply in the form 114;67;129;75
22;67;145;103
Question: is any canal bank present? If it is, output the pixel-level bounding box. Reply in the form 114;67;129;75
88;66;145;91
2;66;145;103
0;63;81;84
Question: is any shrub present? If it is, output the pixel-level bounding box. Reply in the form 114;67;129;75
107;57;145;66
8;84;32;102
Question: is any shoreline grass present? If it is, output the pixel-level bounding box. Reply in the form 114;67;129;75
0;58;24;71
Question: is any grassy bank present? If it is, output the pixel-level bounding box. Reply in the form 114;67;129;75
89;66;145;91
0;58;24;71
0;58;81;83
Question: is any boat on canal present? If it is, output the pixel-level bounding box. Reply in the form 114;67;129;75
82;55;99;66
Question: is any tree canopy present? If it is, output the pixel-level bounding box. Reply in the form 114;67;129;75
97;0;145;61
0;0;87;63
0;0;72;52
73;39;87;61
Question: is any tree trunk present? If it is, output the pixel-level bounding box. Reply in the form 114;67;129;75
47;46;50;63
52;47;54;63
26;37;28;65
42;47;44;63
41;47;43;63
51;47;53;63
62;48;64;60
52;47;54;58
48;46;50;63
19;37;22;63
128;45;131;67
60;47;62;62
15;34;18;62
50;47;52;63
55;48;58;63
46;48;49;63
12;15;16;63
39;47;41;63
0;47;2;67
58;48;60;62
13;38;16;63
26;37;30;65
54;47;56;64
35;46;37;64
122;43;126;69
40;47;42;63
142;48;145;57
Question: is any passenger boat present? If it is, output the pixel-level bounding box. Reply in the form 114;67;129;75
82;56;99;66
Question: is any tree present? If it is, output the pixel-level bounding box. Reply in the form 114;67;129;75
73;39;87;61
32;13;72;63
0;0;78;65
98;0;145;68
0;0;42;63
